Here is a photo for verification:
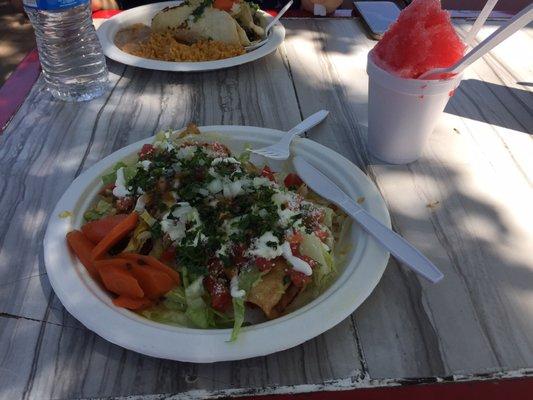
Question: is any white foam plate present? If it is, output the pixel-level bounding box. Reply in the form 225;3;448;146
96;1;285;72
44;126;390;362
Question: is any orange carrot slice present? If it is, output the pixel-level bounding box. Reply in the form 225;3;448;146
120;253;180;285
81;214;128;244
96;258;144;298
91;212;138;260
66;230;99;279
129;263;176;300
113;295;153;310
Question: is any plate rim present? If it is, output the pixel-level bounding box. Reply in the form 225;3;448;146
96;1;286;72
43;125;390;362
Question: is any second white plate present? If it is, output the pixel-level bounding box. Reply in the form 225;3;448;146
96;1;285;72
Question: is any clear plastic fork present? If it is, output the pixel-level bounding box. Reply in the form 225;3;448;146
251;110;329;160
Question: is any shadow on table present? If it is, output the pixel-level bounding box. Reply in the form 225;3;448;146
445;79;533;135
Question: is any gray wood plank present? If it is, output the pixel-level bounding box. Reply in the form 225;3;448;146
282;19;533;379
0;316;361;399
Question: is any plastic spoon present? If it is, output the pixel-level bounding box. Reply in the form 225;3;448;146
419;4;533;80
464;0;499;46
246;0;293;52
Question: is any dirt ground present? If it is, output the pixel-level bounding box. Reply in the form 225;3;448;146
0;0;35;85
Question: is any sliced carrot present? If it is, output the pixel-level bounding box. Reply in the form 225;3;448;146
81;214;128;244
91;212;138;260
129;263;177;300
113;295;153;310
66;230;99;279
96;258;145;298
120;253;180;285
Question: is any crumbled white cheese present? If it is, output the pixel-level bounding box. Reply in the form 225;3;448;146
164;141;175;151
222;179;246;198
248;231;283;259
160;215;186;242
197;188;209;196
139;160;151;171
112;167;132;198
216;242;230;258
160;202;201;243
208;167;218;178
211;157;240;166
281;242;312;276
272;190;294;206
278;208;300;228
230;276;245;298
192;231;208;246
207;178;223;194
176;145;197;160
223;217;241;237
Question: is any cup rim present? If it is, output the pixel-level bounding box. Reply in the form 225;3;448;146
367;50;462;95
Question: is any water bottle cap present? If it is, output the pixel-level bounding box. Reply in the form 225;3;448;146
23;0;88;10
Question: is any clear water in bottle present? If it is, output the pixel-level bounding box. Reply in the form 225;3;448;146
23;0;109;102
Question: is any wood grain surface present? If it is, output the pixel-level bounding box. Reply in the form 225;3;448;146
0;19;532;399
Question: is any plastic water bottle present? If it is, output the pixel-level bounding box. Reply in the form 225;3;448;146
23;0;109;102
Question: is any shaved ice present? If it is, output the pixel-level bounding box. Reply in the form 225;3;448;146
372;0;465;79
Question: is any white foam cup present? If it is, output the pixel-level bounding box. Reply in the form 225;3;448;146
366;52;463;164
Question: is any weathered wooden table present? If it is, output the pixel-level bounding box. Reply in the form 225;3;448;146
1;18;532;399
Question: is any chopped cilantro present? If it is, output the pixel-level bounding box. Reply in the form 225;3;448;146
191;0;213;22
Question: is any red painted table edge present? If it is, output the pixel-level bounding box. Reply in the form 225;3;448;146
236;376;533;400
0;48;40;133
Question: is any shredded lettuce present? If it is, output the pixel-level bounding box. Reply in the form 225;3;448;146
238;145;252;163
83;199;115;222
275;172;289;188
323;249;335;274
320;206;335;229
225;267;261;341
154;130;175;149
238;266;262;292
101;162;137;186
299;233;334;287
163;287;187;311
184;277;213;328
141;308;190;327
230;297;245;341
